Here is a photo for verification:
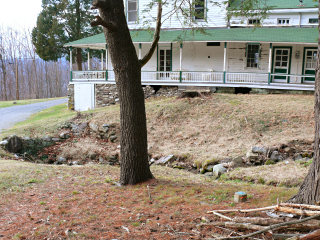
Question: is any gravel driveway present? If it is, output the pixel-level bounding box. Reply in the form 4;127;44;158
0;98;67;133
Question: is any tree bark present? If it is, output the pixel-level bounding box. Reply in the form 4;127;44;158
93;0;153;185
75;0;83;71
289;1;320;204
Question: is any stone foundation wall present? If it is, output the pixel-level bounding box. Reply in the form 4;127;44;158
68;83;180;110
95;84;119;108
67;84;74;110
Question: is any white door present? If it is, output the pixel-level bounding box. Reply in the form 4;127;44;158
158;48;172;80
74;83;95;111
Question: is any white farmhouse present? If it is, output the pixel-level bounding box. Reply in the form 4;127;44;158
65;0;318;111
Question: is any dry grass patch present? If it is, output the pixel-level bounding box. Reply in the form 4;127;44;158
224;160;309;187
87;93;314;164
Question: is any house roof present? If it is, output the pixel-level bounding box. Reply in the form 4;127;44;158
229;0;317;10
64;27;318;49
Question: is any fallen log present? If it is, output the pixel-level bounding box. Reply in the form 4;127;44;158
287;229;320;240
280;203;320;211
275;206;320;217
207;205;277;214
216;214;320;240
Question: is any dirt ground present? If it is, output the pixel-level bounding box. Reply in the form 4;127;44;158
0;160;297;239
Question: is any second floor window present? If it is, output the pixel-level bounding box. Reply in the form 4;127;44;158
246;44;260;68
194;0;205;20
248;19;260;25
278;18;290;25
309;18;318;24
127;0;138;22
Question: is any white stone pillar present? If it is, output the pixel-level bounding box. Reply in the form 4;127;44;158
101;51;104;70
223;42;227;83
87;49;90;70
69;47;73;71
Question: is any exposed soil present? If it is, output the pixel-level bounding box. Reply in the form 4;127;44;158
0;161;298;239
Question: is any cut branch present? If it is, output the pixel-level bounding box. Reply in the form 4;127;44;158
91;16;116;32
275;206;320;216
139;0;162;67
216;214;320;240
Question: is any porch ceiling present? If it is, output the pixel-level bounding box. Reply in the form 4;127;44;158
64;27;318;49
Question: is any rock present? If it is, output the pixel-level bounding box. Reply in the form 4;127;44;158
42;136;52;142
294;154;303;161
212;164;227;178
89;122;99;132
57;156;67;164
204;172;213;176
205;165;215;172
52;138;61;142
252;146;267;155
199;168;206;174
59;131;70;139
72;161;80;165
109;135;117;142
0;140;8;146
154;155;174;165
99;157;105;163
245;151;260;165
5;136;23;153
231;156;245;168
101;124;110;133
72;122;88;134
89;152;97;160
270;151;283;162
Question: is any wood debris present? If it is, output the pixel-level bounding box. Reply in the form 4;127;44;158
206;203;320;239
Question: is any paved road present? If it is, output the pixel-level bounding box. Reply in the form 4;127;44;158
0;98;68;133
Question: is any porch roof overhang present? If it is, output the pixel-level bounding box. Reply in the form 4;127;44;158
64;27;318;49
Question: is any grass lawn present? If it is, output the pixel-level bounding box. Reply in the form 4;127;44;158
0;97;65;109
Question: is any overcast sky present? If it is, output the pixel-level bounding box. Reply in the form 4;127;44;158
0;0;42;30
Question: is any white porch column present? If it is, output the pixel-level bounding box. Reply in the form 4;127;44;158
179;43;183;71
69;47;73;81
100;50;104;70
139;43;142;59
105;45;108;71
223;42;227;83
268;43;273;84
87;49;90;70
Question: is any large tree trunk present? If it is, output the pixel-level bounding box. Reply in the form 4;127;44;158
75;0;83;71
94;0;153;185
289;1;320;204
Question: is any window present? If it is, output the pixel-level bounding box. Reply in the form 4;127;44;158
194;0;205;20
277;18;290;25
309;18;318;24
246;44;260;68
248;19;260;25
207;42;220;46
305;50;317;69
127;0;137;22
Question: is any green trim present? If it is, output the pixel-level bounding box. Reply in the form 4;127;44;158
271;46;292;83
268;43;272;84
70;71;73;82
139;43;142;49
106;70;108;81
179;71;182;82
302;47;317;82
223;42;227;83
180;43;183;49
65;28;319;47
223;72;226;83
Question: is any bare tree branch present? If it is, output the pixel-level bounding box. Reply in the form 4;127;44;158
139;0;162;67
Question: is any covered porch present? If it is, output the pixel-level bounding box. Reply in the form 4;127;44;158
65;27;318;91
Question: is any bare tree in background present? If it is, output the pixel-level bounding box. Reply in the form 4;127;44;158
0;27;70;100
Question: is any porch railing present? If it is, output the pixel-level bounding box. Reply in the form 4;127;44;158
70;70;315;90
